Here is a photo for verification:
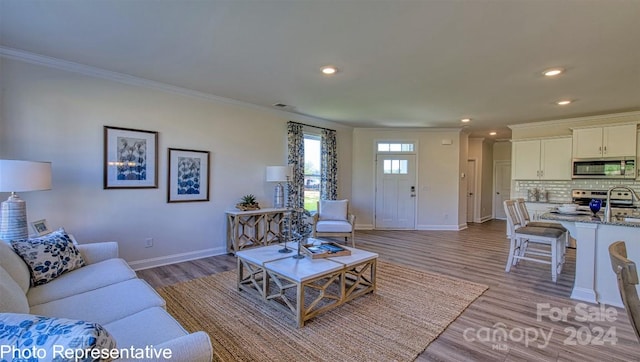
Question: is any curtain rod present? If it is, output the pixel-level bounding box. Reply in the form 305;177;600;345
288;121;336;133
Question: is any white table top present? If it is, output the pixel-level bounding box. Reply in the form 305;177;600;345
327;246;379;267
264;257;344;282
236;243;299;265
225;208;290;216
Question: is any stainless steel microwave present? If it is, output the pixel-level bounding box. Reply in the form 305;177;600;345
572;157;636;179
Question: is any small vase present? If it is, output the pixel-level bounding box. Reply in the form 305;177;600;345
589;199;602;216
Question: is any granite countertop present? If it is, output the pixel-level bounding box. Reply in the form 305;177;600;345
541;211;640;228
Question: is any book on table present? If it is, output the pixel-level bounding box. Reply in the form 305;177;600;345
303;242;351;258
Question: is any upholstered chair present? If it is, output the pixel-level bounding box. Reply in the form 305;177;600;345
312;199;356;247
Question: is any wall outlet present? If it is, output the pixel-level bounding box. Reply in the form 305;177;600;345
145;238;153;248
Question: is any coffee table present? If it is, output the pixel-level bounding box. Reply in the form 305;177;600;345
236;242;378;327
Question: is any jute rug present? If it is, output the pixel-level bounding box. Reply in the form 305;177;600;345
157;261;488;361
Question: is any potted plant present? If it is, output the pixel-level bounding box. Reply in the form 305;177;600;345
236;194;260;211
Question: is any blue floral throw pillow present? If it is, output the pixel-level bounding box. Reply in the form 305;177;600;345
0;313;116;362
11;228;86;286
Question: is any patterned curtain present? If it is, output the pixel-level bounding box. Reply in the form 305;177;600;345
320;128;338;200
287;122;305;233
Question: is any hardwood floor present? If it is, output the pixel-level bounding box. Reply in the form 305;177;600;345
137;220;640;361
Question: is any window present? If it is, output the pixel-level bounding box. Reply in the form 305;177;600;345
377;142;414;152
383;159;408;174
304;134;321;211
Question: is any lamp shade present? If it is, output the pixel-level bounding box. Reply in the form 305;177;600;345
266;166;290;183
0;160;52;192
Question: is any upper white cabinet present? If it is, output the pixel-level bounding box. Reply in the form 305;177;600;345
512;137;572;180
572;124;637;158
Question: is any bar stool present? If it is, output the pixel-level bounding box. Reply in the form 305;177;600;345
515;198;569;253
503;200;566;283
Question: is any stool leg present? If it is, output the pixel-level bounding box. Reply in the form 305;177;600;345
551;239;558;283
506;237;517;272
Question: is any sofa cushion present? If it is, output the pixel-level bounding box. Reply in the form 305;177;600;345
27;258;137;307
0;265;29;313
319;199;348;221
316;220;353;233
0;312;116;361
30;279;165;325
104;307;188;348
11;228;86;286
0;241;30;293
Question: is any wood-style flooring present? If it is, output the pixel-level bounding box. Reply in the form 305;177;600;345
137;220;640;361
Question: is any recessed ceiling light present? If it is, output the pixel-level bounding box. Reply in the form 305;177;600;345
543;68;564;77
556;100;572;105
321;66;338;75
461;118;471;123
489;131;497;136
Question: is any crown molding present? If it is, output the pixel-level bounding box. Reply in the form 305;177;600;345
0;46;343;128
508;110;640;130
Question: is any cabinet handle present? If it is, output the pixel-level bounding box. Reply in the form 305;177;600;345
603;145;607;154
599;146;602;153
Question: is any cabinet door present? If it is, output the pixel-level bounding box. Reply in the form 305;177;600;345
540;138;572;180
512;140;541;180
572;128;603;158
603;124;637;157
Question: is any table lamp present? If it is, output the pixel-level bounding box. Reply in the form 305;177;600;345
266;166;290;208
0;160;52;241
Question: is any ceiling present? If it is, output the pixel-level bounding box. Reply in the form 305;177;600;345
1;0;639;138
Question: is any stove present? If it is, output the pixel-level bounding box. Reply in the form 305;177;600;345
572;189;636;218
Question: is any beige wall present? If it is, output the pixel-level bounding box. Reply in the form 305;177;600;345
352;128;464;230
493;140;512;161
0;59;353;268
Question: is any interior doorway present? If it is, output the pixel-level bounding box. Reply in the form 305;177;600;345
466;159;477;223
493;160;511;219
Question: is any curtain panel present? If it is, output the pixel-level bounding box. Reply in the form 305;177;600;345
287;121;305;232
320;128;338;200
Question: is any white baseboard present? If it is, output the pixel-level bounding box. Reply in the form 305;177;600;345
478;215;493;223
355;224;375;230
416;224;465;231
128;247;226;271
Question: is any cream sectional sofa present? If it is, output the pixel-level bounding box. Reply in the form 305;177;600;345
0;239;212;361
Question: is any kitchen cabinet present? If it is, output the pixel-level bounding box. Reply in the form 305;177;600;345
512;137;572;180
572;124;637;158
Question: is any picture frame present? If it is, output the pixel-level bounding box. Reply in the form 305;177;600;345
30;219;50;236
168;148;210;203
104;126;158;189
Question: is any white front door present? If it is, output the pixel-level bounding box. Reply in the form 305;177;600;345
375;155;416;229
494;160;511;219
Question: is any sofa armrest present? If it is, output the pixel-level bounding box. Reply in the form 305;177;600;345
125;332;212;362
77;242;119;264
348;213;356;225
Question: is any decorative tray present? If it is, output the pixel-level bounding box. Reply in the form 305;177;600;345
302;242;351;259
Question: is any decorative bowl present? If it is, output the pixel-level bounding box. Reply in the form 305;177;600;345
558;204;578;213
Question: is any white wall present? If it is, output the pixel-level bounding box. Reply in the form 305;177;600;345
352;128;464;230
0;59;353;269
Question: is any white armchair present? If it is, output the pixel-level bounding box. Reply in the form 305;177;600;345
312;199;356;247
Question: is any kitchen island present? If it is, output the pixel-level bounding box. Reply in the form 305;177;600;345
541;211;640;307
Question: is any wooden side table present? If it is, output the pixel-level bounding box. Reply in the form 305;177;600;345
226;208;290;253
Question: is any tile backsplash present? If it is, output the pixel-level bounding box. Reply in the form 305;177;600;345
514;179;640;203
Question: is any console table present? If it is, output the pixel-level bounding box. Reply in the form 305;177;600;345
226;208;290;253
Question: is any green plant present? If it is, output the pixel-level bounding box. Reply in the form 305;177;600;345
240;194;257;205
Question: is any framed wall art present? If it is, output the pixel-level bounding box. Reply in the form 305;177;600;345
30;219;50;236
104;126;158;189
168;148;210;203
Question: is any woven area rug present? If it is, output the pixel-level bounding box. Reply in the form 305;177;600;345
157;261;487;361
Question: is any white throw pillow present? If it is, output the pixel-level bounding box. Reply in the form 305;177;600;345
319;200;348;221
0;313;117;361
0;265;29;313
11;228;86;286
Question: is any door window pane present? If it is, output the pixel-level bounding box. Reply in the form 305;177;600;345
383;159;408;174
